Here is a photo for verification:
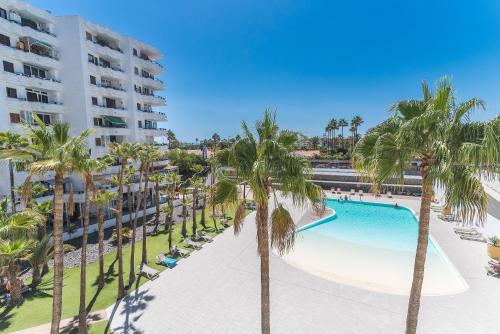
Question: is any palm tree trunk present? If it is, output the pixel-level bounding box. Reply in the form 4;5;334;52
141;163;150;264
9;160;16;213
97;207;105;289
50;171;64;334
8;260;21;305
192;188;197;236
153;181;160;233
200;193;206;229
78;180;91;334
405;172;432;334
256;200;271;334
181;199;187;238
31;264;42;287
116;161;126;299
130;166;144;286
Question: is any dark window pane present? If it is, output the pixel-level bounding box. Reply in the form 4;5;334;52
6;87;17;98
24;65;31;76
27;91;38;102
3;61;14;73
0;33;10;46
9;113;20;123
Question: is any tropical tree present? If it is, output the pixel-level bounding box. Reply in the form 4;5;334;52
190;177;204;236
160;205;173;252
30;199;53;283
310;136;320;150
166;129;177;149
139;145;160;264
338;118;348;148
200;184;210;229
0;131;28;212
351;115;364;145
215;110;323;334
91;190;116;289
108;142;135;298
75;155;105;334
5;117;92;333
353;78;500;334
149;173;165;234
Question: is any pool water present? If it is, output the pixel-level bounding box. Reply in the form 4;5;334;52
281;199;468;295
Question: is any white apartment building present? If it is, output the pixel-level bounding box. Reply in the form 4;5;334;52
0;0;169;240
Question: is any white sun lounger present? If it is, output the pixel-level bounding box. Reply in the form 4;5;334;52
350;189;355;195
387;191;393;198
197;231;213;242
137;264;159;280
171;246;189;257
185;238;202;250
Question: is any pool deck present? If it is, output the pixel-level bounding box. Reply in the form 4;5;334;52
107;192;500;333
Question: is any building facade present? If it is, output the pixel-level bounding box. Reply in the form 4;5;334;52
0;0;168;239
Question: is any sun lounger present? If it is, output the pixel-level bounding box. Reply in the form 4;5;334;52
387;191;392;198
336;188;341;194
156;254;177;268
350;189;355;196
137;264;160;280
185;238;202;250
486;260;500;277
460;234;486;243
358;190;364;200
454;228;479;236
171;246;189;257
197;231;213;242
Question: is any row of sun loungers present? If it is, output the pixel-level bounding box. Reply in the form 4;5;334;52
454;227;487;243
330;188;394;198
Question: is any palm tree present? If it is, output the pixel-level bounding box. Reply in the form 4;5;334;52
91;190;116;289
200;185;210;229
31;200;53;283
75;156;105;334
125;165;138;224
0;131;28;212
160;204;173;252
215;110;322;334
353;78;500;334
180;187;190;238
338;118;348;148
139;145;160;264
149;173;165;233
0;198;44;304
108;142;135;298
190;177;203;236
310;136;320;150
351;115;363;145
7;117;92;334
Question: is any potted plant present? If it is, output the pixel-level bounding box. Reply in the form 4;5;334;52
487;236;500;260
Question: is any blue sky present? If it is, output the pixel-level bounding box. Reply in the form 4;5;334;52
32;0;500;142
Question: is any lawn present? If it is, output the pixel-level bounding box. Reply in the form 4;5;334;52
0;207;239;333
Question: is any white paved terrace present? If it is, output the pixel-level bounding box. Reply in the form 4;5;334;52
107;193;500;334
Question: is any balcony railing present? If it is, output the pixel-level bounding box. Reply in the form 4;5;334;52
91;82;125;92
90;39;123;54
137;107;165;116
88;60;124;73
0;16;57;37
93;104;126;111
5;70;61;83
95;124;128;129
1;43;58;60
138;74;164;84
136;91;166;101
134;55;163;68
7;96;63;105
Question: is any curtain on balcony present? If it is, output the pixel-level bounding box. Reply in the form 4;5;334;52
103;115;127;128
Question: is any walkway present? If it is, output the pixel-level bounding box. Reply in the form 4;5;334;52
107;194;500;333
10;310;106;334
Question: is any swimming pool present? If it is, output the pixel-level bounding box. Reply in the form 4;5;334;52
281;199;468;295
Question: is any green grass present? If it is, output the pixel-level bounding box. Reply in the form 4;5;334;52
0;208;239;333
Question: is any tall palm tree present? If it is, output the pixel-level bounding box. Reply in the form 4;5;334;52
330;118;339;151
139;145;160;264
125;165;138;223
353;78;500;334
149;173;164;233
200;184;209;229
215;110;322;334
31;199;53;283
338;118;348;149
108;142;135;298
190;177;203;236
75;155;105;334
0;131;28;212
160;204;173;252
351;115;364;145
8;117;92;334
180;187;190;238
91;190;116;289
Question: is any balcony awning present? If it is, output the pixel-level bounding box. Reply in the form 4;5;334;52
29;37;53;50
103;116;127;127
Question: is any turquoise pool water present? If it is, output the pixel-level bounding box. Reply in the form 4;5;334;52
281;199;468;295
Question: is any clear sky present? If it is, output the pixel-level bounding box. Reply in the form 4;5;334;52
31;0;500;142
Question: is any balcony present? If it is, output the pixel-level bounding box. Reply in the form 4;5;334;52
91;104;128;117
89;83;127;99
140;127;167;137
137;92;166;106
134;55;164;75
86;39;123;60
1;43;59;69
137;75;165;90
87;61;126;80
94;126;130;136
6;97;64;114
0;16;57;46
3;70;62;91
137;108;167;121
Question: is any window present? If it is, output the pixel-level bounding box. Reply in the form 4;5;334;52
34;113;52;125
23;64;46;78
6;87;17;98
133;48;137;56
138;120;142;128
86;31;93;41
9;113;20;124
104;98;116;109
90;75;96;85
88;53;98;65
100;58;110;68
26;88;48;103
91;96;98;105
144;104;152;112
101;79;112;88
3;61;14;73
0;33;10;46
93;117;103;126
95;137;102;146
137;103;141;110
20;111;51;125
0;8;7;20
21;17;38;30
134;67;139;75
